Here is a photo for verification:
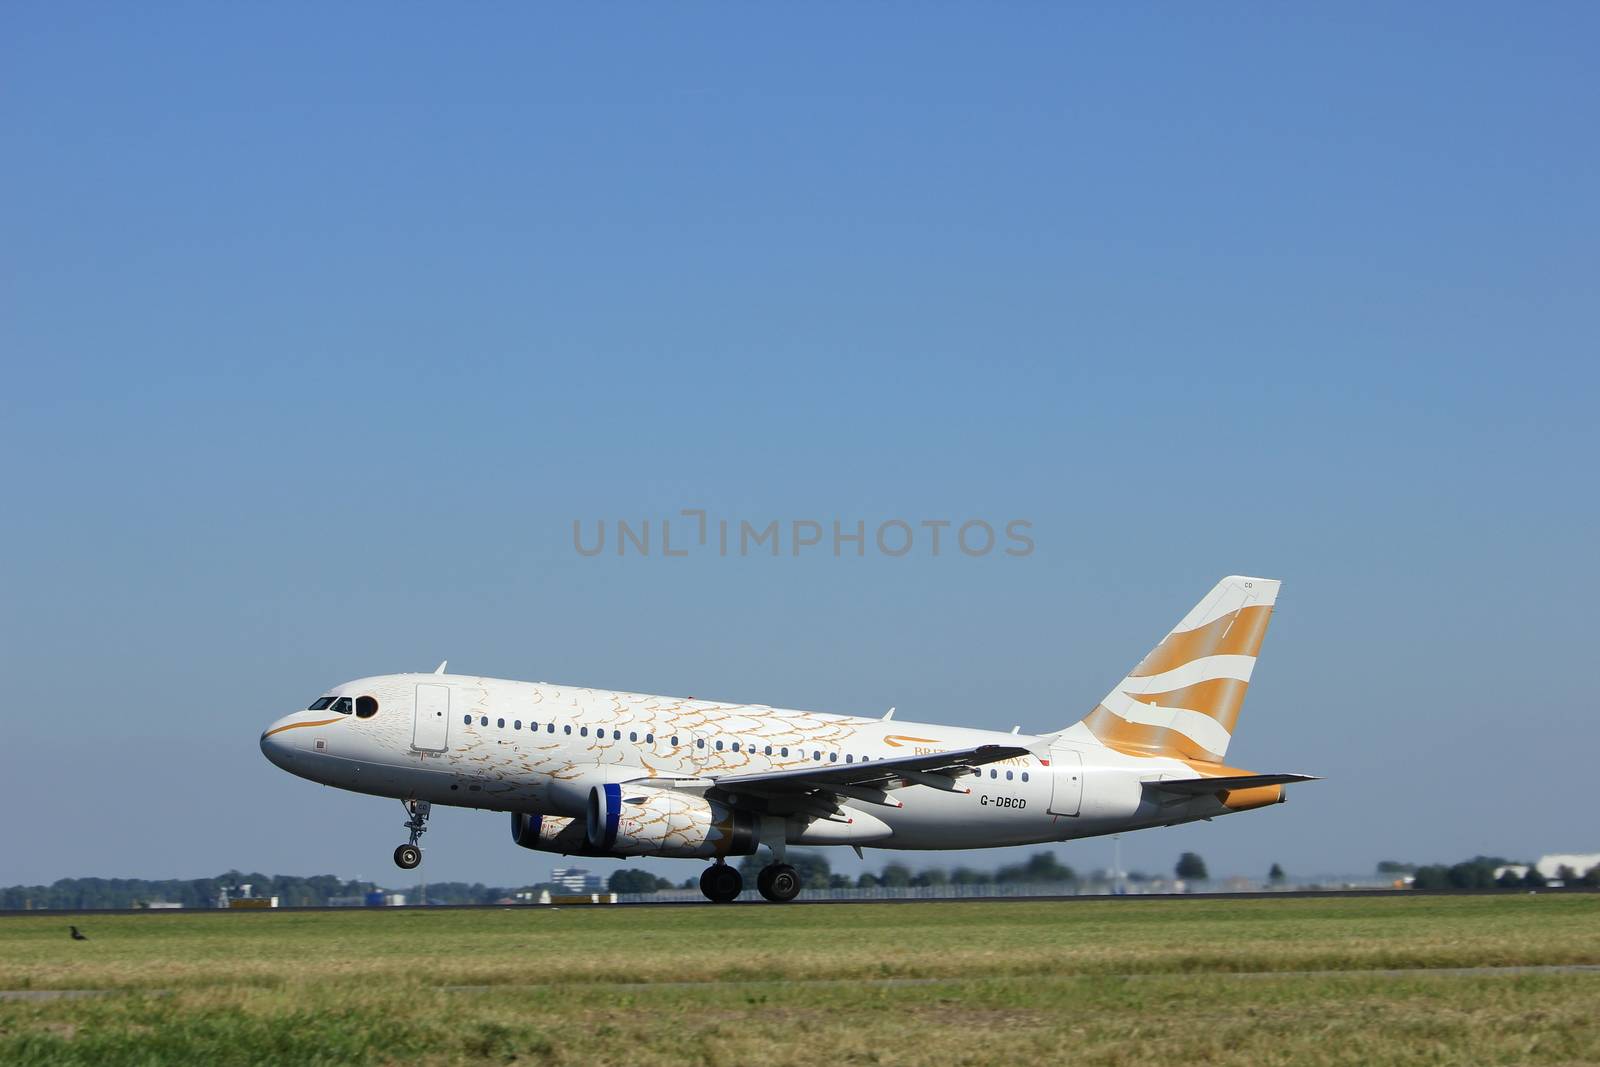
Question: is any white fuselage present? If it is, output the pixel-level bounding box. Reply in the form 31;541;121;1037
261;672;1259;855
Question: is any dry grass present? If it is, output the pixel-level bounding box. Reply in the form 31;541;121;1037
2;895;1598;1064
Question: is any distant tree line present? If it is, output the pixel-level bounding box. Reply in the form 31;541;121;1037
0;871;573;910
606;869;677;894
1390;856;1600;890
1;871;378;910
12;848;1312;908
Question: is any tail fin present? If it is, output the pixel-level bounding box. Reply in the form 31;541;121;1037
1076;575;1279;764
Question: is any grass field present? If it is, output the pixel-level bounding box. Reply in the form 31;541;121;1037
2;894;1598;1065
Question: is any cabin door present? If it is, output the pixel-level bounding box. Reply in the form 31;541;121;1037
413;684;451;752
1048;748;1083;816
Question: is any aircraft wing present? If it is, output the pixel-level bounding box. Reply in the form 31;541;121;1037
1146;773;1320;794
710;744;1031;795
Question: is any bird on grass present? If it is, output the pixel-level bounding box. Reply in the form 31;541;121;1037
69;926;88;941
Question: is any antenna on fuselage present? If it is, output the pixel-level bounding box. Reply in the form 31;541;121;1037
433;660;448;675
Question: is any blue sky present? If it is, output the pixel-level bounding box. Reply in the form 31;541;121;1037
3;4;1596;888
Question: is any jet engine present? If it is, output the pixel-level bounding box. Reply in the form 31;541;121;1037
586;784;758;858
509;812;614;856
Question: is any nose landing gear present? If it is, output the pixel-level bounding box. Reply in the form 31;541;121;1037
393;799;430;870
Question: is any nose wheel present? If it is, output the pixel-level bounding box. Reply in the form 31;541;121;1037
394;799;430;870
699;861;743;903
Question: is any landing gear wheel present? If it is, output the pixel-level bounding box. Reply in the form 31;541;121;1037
699;863;743;903
757;863;801;903
394;799;430;870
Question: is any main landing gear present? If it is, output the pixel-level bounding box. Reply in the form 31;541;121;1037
699;861;742;903
756;863;802;903
697;859;802;903
393;799;430;870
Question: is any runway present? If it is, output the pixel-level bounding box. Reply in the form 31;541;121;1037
2;884;1594;917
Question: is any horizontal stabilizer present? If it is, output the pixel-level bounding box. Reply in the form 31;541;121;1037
1147;773;1320;795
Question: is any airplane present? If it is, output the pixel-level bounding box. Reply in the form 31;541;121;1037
260;575;1317;902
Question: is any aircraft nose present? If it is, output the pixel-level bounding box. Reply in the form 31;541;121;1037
260;716;299;769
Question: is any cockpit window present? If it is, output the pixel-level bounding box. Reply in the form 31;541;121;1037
355;696;378;719
331;697;354;715
308;697;335;711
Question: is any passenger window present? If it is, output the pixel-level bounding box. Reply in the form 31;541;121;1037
781;747;789;757
309;697;335;711
514;720;522;730
463;714;471;725
497;718;506;729
1006;770;1014;780
1021;772;1030;782
331;697;354;715
580;727;588;737
481;716;489;726
630;732;638;742
812;751;820;760
715;740;724;751
547;723;555;733
697;739;705;749
613;730;622;740
731;742;740;752
355;696;378;718
846;754;854;763
829;752;837;763
564;725;572;735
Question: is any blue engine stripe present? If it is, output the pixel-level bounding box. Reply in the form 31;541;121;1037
602;783;621;850
512;812;543;847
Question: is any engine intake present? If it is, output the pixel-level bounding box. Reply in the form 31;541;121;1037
509;812;614;856
586;784;757;858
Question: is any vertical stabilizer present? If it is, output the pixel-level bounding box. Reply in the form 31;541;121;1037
1075;576;1279;763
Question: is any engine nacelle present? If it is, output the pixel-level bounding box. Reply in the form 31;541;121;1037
509;812;614;856
586;785;758;858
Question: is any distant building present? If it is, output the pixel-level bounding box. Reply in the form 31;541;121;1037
1493;865;1530;881
326;892;406;906
1536;854;1600;881
218;884;278;908
551;866;602;893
